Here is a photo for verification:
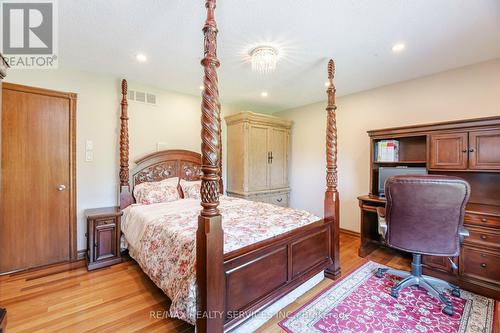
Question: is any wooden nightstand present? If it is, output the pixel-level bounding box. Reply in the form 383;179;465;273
85;207;123;271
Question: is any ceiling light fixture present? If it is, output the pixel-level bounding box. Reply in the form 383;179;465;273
250;46;279;74
136;53;148;63
199;85;204;90
392;43;406;53
261;91;268;97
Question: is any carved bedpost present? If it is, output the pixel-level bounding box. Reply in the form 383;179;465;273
324;59;341;280
119;79;133;209
196;0;225;332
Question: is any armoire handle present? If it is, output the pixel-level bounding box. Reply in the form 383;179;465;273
270;151;273;163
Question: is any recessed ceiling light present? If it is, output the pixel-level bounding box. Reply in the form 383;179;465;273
392;43;406;53
261;91;268;97
199;85;204;90
136;53;147;63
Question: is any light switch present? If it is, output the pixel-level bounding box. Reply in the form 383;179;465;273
85;151;94;162
86;140;93;150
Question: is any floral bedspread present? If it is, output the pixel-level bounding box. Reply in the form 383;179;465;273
121;195;320;324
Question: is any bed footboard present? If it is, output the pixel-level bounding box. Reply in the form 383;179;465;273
222;220;334;330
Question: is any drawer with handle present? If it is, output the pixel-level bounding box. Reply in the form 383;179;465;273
463;226;500;249
460;246;500;285
465;213;500;229
269;193;288;207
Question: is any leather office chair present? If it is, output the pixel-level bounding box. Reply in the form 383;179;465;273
375;175;470;316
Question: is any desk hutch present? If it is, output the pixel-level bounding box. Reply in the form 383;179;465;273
358;116;500;299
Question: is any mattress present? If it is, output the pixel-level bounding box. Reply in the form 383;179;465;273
121;195;320;324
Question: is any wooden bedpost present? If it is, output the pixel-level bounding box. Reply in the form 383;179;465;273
119;79;133;209
324;59;341;280
196;0;225;332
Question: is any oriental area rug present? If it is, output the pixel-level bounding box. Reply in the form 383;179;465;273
279;261;496;333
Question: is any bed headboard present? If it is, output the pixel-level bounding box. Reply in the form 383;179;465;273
120;149;204;208
131;149;202;188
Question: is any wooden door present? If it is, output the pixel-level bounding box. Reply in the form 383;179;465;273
428;132;468;170
269;127;288;189
468;129;500;170
0;83;76;273
248;124;269;191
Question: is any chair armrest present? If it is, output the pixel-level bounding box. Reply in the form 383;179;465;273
376;207;387;239
376;207;386;218
459;226;469;244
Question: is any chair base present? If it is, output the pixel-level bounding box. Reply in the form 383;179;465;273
375;254;460;316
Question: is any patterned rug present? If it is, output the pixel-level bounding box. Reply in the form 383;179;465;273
279;261;497;333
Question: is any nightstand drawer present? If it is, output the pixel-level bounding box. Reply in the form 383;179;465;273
460;246;500;285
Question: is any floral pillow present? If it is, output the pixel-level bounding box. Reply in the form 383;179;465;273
134;177;180;205
180;179;201;200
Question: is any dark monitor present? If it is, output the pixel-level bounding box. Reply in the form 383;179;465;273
378;167;427;197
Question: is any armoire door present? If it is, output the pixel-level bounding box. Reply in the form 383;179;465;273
248;124;269;191
468;129;500;170
428;132;468;170
269;127;288;189
0;83;76;273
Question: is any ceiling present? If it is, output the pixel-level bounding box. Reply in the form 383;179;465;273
59;0;500;112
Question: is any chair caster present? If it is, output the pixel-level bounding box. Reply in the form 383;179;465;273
390;288;399;299
451;288;460;298
375;268;388;278
442;305;454;316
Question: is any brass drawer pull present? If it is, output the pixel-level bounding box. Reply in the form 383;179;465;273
481;218;487;222
480;263;487;268
480;235;487;240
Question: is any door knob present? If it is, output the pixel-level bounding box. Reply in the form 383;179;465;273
57;184;66;191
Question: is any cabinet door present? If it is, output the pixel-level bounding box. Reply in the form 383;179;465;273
468;129;500;170
94;219;117;261
248;124;269;191
429;132;468;170
422;255;458;275
269;128;288;189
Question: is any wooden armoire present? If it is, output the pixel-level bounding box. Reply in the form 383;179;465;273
225;111;292;207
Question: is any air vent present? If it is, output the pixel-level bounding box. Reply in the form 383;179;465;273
135;91;146;103
127;90;135;101
147;93;156;105
127;89;157;106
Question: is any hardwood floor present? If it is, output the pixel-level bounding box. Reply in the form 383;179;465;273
0;233;497;332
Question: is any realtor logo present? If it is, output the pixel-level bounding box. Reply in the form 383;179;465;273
0;0;58;68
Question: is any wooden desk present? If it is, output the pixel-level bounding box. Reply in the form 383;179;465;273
359;116;500;300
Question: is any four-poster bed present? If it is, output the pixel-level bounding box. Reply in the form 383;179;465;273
117;1;340;332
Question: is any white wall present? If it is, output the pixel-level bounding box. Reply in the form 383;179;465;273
5;68;239;251
275;58;500;232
